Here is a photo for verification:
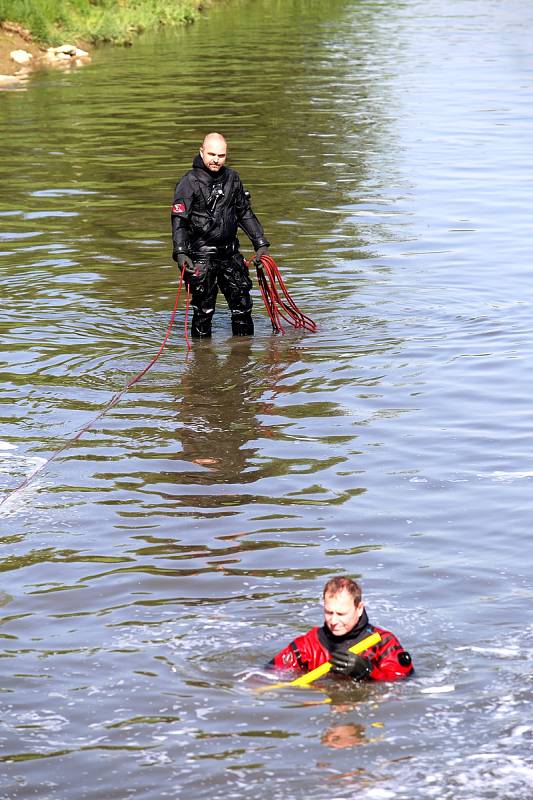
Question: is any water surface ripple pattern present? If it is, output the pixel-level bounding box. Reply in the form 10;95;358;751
1;0;532;798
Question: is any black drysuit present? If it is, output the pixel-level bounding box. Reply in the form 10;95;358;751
171;155;269;336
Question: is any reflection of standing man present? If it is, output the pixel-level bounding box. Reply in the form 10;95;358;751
176;338;266;483
171;132;270;337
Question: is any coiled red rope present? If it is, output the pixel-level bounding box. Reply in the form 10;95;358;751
250;254;317;334
1;267;189;508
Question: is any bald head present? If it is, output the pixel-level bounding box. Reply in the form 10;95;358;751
200;132;227;172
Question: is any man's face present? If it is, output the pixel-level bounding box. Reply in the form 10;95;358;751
323;590;363;636
200;135;227;172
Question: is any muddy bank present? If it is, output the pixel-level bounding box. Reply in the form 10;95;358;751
0;0;213;87
0;22;90;87
0;22;45;83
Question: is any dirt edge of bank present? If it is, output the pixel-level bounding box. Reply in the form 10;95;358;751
0;22;91;87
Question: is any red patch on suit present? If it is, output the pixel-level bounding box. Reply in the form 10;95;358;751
172;202;186;214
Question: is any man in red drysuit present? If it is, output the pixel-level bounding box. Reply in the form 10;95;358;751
268;576;413;682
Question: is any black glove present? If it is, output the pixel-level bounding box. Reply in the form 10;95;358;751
254;245;270;264
330;651;372;681
176;253;193;271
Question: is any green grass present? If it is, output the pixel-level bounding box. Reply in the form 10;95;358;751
0;0;211;46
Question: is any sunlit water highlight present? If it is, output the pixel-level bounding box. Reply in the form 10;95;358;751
1;0;532;797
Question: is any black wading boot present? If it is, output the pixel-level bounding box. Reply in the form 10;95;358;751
191;312;213;338
231;312;254;336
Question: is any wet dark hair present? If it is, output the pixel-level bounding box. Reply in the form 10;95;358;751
323;576;362;604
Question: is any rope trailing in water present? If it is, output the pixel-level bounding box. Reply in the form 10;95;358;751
2;254;315;507
0;267;189;508
250;254;317;334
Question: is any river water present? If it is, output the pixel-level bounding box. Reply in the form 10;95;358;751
1;0;532;797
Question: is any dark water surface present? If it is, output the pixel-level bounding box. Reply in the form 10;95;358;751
1;0;532;797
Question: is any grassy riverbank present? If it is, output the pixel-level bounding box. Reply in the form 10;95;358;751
0;0;214;47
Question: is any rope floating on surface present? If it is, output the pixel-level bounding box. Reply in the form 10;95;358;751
1;267;187;508
1;254;315;507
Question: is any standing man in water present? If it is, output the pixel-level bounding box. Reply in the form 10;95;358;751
171;132;271;337
268;576;414;681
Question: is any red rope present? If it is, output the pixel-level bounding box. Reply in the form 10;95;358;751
184;285;192;352
1;267;187;508
249;254;317;334
2;256;315;506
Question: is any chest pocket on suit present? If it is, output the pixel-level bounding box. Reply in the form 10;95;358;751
190;211;212;232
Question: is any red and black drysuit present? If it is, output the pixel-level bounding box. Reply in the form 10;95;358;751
268;608;413;682
171;155;270;337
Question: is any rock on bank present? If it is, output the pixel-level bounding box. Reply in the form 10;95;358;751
0;21;90;87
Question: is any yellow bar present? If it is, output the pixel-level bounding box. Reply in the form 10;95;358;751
256;631;381;693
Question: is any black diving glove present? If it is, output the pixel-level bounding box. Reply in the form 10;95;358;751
176;253;194;272
330;651;372;680
254;245;270;264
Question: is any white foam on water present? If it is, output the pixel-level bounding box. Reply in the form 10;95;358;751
235;669;273;682
459;753;533;794
477;469;533;482
456;643;521;658
0;454;48;514
509;725;530;737
356;751;533;800
7;709;69;733
420;683;455;694
1;444;47;495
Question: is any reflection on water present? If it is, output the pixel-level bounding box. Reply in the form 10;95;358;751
176;338;284;484
321;722;367;749
1;0;533;797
